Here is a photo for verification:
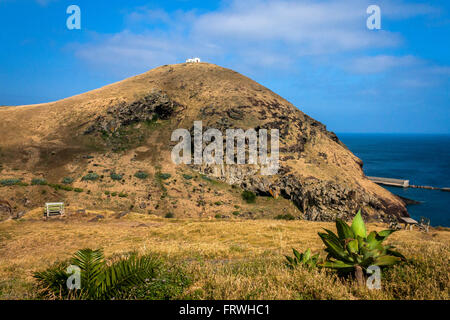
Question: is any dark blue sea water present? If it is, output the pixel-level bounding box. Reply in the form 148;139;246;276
338;134;450;227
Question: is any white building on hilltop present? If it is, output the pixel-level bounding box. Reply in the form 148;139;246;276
186;57;201;63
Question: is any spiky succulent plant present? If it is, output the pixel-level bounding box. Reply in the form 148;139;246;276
318;210;405;285
285;248;320;269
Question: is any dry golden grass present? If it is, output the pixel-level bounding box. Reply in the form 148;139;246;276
0;209;448;300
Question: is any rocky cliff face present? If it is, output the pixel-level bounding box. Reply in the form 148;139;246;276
0;63;408;221
84;89;176;135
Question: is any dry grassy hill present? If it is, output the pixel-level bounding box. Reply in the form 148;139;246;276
0;62;407;221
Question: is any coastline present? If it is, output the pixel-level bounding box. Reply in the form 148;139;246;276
338;133;450;227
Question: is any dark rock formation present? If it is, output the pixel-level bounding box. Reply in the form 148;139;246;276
84;89;176;135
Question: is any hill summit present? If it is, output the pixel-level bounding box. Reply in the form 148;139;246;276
0;63;408;221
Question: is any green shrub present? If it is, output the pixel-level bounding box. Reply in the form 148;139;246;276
118;192;128;198
165;212;174;219
74;188;83;193
232;211;240;216
62;177;74;185
134;171;149;179
59;185;73;191
157;173;171;180
241;190;256;203
215;214;222;219
275;214;295;220
1;178;21;186
111;192;118;197
47;183;60;190
110;172;123;181
182;174;193;180
32;178;47;185
104;191;110;195
214;201;223;206
81;173;99;181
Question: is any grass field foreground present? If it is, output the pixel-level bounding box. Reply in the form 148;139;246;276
0;208;448;300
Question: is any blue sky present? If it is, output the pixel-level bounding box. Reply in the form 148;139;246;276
0;0;449;133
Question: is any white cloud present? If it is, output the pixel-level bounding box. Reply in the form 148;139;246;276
125;8;173;25
348;55;421;74
378;0;440;19
192;0;400;54
72;0;443;77
74;31;184;71
35;0;57;6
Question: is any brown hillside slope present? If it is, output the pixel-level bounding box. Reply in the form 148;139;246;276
0;63;407;221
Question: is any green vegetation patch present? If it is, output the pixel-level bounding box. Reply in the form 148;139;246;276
47;183;73;192
33;248;190;300
31;178;47;186
134;171;149;179
241;190;256;203
110;172;123;181
124;264;191;300
99;117;164;153
81;173;99;181
0;178;22;186
201;175;213;182
157;173;172;180
62;177;74;185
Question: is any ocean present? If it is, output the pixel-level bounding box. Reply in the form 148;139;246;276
338;133;450;227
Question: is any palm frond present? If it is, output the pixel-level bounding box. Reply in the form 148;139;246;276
70;248;105;298
33;262;70;299
99;255;161;299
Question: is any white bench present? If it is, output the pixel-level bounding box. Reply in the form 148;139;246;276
45;202;65;217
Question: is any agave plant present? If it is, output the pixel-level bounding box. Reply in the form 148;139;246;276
318;210;405;286
34;248;160;299
285;248;320;270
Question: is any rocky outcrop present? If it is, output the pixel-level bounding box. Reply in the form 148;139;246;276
192;163;404;222
277;175;384;221
84;89;176;135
